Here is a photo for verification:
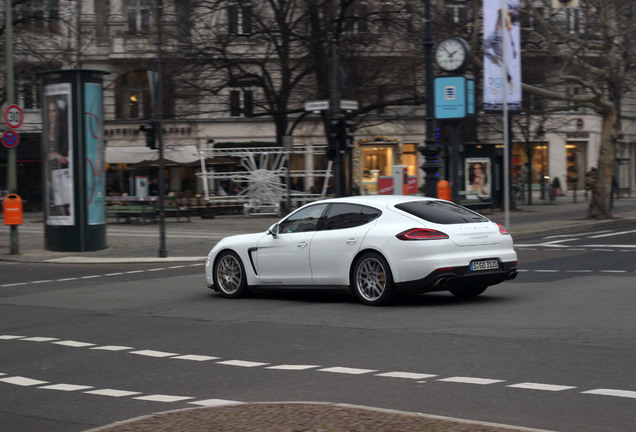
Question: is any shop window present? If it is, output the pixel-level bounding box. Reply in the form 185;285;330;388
566;142;587;190
127;0;152;34
512;142;549;186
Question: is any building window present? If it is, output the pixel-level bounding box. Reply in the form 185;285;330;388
567;83;582;113
344;4;369;34
16;0;60;32
127;0;152;33
230;89;254;117
17;80;41;110
115;71;152;120
229;1;253;35
566;7;583;34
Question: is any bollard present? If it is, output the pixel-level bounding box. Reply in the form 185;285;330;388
437;180;452;201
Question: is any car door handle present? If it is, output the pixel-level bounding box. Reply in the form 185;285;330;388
297;241;308;248
346;238;358;245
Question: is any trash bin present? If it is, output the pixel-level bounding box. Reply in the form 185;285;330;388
3;194;23;225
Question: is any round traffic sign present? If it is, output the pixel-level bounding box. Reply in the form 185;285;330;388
4;104;24;129
2;130;20;148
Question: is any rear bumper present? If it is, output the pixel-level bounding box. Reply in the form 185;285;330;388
395;260;518;295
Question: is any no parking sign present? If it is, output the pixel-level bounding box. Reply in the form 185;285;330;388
2;130;20;148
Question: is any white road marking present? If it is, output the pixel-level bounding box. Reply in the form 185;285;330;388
91;345;133;351
39;384;94;391
134;394;195;403
57;278;79;281
266;364;320;370
438;377;505;385
2;282;28;287
217;360;269;368
1;376;49;386
130;350;179;358
20;337;59;342
376;372;437;380
582;389;636;399
85;389;141;397
588;229;636;238
80;275;101;279
319;367;377;375
173;354;219;362
104;272;125;276
507;382;576;391
189;399;244;407
32;280;54;284
5;335;636;402
53;340;96;348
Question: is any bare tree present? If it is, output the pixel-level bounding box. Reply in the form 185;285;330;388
169;0;424;146
518;0;636;219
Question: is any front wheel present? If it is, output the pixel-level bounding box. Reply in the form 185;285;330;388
449;285;487;298
214;251;248;298
352;252;396;306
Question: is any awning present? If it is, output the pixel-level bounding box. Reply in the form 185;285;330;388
105;145;199;164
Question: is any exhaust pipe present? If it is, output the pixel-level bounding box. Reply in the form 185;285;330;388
432;276;456;289
507;270;518;280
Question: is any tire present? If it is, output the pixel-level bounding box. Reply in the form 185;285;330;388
352;252;396;306
449;285;487;298
214;251;249;298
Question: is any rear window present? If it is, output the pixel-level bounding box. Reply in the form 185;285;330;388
395;200;488;224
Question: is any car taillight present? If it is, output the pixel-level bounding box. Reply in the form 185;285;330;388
497;223;510;235
396;228;449;240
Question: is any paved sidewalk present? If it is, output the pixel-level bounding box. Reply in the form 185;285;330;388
2;194;634;263
2;194;634;432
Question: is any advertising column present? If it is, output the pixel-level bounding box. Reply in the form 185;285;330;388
41;69;109;252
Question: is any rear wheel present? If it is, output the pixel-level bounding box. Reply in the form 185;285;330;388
352;252;396;306
449;285;487;298
214;251;248;298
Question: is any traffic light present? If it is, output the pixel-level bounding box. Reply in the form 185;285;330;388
342;119;355;152
139;123;156;149
337;118;355;153
326;118;339;160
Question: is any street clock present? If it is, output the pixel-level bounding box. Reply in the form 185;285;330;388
435;37;471;73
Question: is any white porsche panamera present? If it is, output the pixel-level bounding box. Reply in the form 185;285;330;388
205;195;518;305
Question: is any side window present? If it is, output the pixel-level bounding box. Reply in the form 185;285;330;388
322;204;381;230
278;204;328;234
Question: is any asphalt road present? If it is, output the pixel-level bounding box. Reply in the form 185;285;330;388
0;223;634;432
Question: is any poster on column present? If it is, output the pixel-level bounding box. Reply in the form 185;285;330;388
483;0;522;113
84;83;106;225
44;83;74;226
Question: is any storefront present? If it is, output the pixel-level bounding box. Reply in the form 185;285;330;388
353;137;419;195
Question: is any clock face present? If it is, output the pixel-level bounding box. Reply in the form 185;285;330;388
435;37;469;72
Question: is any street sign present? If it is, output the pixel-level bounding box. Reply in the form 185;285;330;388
340;100;359;111
2;130;20;148
304;100;329;112
4;104;24;129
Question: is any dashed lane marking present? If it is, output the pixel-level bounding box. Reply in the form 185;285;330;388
3;335;636;402
217;360;270;368
319;367;378;375
507;382;576;392
437;377;505;385
582;389;636;399
0;263;204;288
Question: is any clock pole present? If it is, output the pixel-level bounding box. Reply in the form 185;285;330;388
420;0;440;198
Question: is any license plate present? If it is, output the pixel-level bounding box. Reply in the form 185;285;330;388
470;259;499;271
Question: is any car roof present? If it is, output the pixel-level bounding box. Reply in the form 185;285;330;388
318;195;441;208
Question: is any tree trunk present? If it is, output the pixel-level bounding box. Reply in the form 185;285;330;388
588;106;616;219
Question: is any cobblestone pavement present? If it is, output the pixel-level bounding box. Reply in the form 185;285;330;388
87;402;555;432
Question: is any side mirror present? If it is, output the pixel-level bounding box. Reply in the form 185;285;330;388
268;223;280;238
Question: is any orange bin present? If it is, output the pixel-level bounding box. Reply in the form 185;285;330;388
3;194;23;225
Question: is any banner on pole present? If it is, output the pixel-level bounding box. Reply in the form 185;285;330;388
483;0;522;113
